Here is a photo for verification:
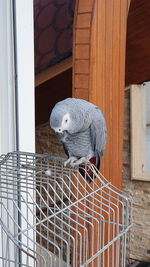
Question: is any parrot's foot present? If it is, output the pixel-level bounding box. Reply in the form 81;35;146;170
71;157;89;167
64;156;78;167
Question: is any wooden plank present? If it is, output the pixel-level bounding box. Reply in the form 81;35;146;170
78;0;94;13
74;88;89;100
103;2;114;265
76;13;92;28
74;74;89;89
89;0;129;187
73;0;95;98
75;29;90;44
111;0;121;188
75;59;89;74
35;56;72;86
75;44;90;59
90;0;109;179
118;0;129;185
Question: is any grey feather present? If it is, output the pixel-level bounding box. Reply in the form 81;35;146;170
90;107;107;157
50;98;107;162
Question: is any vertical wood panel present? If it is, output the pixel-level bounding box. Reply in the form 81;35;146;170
89;3;129;266
89;0;129;187
73;0;130;266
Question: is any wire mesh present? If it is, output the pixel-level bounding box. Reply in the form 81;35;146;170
0;151;131;267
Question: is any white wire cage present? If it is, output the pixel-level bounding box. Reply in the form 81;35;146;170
0;151;131;267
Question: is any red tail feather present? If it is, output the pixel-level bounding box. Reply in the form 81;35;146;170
81;157;96;178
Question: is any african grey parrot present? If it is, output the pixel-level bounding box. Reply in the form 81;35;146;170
50;98;106;180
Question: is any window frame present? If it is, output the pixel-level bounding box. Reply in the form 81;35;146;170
0;1;35;266
131;84;150;181
14;0;35;152
0;0;16;154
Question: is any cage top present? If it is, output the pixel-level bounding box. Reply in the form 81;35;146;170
0;151;132;266
0;151;132;222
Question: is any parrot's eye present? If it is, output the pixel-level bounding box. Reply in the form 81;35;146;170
65;119;68;123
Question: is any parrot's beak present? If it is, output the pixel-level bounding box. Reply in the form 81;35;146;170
57;132;63;137
55;131;64;139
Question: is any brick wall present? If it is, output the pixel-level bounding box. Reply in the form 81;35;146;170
123;89;150;263
36;122;66;159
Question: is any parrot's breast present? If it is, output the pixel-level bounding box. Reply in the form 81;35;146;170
62;128;94;158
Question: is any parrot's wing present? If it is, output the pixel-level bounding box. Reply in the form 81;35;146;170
62;143;69;157
90;107;106;157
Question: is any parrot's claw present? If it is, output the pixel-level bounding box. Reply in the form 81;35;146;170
71;157;89;167
64;156;78;167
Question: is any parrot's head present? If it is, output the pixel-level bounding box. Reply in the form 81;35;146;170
50;99;85;134
50;104;71;134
